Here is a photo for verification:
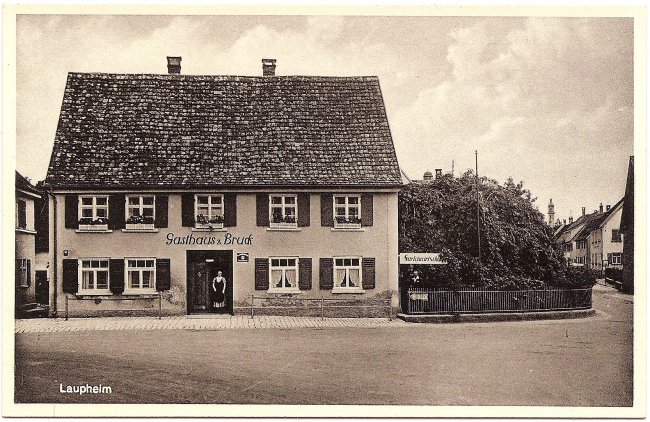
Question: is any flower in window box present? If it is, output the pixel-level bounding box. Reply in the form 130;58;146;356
282;215;296;224
209;215;224;224
335;216;361;225
126;215;154;225
195;214;209;225
94;217;109;225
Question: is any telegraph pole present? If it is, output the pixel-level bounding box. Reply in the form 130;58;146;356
476;150;481;264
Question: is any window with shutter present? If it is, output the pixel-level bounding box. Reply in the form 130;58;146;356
332;257;363;292
62;259;79;294
224;193;237;227
16;200;27;229
269;195;298;229
78;195;109;231
125;195;156;230
155;195;169;228
256;194;270;227
255;258;269;290
268;257;300;293
156;259;171;291
361;194;374;227
78;258;111;294
16;258;30;288
320;194;334;227
124;258;157;294
298;258;312;290
319;258;334;290
333;195;361;229
362;257;376;289
194;194;225;228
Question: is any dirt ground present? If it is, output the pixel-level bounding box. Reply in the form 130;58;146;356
14;285;633;406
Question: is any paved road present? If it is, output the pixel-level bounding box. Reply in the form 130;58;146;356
14;285;633;406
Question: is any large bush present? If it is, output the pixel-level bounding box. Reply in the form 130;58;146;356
399;172;594;290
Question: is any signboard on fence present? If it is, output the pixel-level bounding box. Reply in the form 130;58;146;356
399;253;447;265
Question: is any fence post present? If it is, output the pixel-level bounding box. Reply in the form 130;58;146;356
320;297;324;321
65;294;69;321
250;295;254;319
158;292;162;320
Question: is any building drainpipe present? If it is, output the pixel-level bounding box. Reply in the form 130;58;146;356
48;191;58;317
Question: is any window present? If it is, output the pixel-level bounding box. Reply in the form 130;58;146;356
269;257;299;292
78;195;109;229
125;258;156;293
334;257;362;291
16;258;31;288
195;194;224;227
269;195;297;228
126;195;155;226
16;200;27;229
611;229;622;242
576;240;587;250
333;195;361;228
79;258;110;294
611;253;622;265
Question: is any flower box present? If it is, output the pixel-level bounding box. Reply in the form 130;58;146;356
125;223;155;231
79;224;109;231
334;222;362;229
269;221;298;229
194;222;224;230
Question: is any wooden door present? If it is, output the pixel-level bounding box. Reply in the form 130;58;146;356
35;271;48;305
188;261;211;313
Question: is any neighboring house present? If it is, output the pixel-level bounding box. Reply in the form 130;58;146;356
555;212;600;266
41;58;402;317
620;156;634;293
587;199;624;273
15;172;43;314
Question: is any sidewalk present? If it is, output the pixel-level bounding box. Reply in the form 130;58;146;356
15;315;407;333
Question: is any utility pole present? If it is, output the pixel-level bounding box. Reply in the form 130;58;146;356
476;150;481;264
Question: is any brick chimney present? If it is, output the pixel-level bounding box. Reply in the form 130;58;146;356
262;58;276;76
167;56;182;74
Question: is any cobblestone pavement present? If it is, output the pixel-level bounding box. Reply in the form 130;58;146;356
15;315;407;333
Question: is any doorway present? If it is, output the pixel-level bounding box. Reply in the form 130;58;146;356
187;250;233;315
35;270;49;305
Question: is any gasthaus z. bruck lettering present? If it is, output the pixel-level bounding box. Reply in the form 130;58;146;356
38;57;402;317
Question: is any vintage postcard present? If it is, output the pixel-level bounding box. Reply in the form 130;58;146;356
2;3;646;418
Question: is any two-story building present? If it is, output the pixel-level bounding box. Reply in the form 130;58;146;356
587;199;624;272
41;58;402;317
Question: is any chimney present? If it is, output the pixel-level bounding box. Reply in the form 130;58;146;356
606;204;611;211
435;169;442;179
599;203;604;213
569;216;574;224
167;56;182;74
262;58;276;76
582;207;586;216
423;171;433;182
563;219;567;225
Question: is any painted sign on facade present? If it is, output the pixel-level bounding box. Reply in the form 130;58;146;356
399;253;448;265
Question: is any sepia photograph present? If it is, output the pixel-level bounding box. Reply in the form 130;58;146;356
4;4;645;418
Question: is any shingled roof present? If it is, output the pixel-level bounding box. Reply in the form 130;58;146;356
45;72;402;189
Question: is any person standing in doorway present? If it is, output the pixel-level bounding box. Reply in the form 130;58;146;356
212;271;227;310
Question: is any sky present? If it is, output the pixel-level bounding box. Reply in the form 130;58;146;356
16;15;634;222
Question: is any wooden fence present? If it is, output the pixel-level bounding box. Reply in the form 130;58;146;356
406;288;592;314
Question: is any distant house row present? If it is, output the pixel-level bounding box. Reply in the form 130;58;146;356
551;156;634;294
553;200;624;271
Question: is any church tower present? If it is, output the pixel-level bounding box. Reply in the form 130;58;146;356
548;199;555;226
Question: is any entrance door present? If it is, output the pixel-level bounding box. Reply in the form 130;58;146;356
35;270;48;305
187;250;233;315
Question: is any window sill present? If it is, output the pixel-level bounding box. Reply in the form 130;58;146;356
331;227;365;232
266;289;301;295
121;228;160;233
192;227;227;232
332;288;365;294
75;229;113;233
15;228;37;234
76;291;112;296
267;228;302;232
122;290;158;296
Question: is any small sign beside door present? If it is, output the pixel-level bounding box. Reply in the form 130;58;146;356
236;252;249;263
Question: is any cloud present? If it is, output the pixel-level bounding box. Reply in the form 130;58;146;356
390;17;633;218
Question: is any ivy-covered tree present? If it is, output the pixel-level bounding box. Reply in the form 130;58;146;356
399;171;595;290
